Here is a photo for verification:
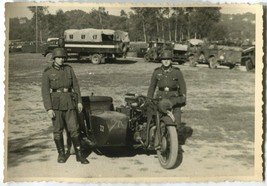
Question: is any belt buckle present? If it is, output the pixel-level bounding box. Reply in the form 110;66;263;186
164;87;169;92
63;88;68;92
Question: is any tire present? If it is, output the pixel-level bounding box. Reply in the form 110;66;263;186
189;55;197;67
208;56;217;69
91;54;101;64
246;59;254;71
156;125;179;169
45;53;53;63
144;54;150;62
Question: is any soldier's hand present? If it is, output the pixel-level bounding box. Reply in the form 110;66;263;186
47;109;55;119
78;103;83;113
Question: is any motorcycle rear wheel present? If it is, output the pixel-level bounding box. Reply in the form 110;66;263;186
156;125;179;169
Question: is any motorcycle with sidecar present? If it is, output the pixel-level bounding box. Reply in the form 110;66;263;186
78;93;192;169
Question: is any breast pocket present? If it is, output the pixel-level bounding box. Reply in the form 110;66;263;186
157;74;163;81
49;76;59;88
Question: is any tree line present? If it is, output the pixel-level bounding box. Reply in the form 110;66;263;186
9;6;255;45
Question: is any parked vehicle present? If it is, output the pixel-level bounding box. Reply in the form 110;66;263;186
241;46;255;71
187;39;243;69
172;43;188;64
144;41;165;62
144;41;187;64
78;93;192;169
42;28;130;64
9;40;23;53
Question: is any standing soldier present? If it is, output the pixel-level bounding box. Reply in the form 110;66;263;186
42;48;89;164
147;50;190;143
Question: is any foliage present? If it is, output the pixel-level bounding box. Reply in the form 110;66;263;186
9;6;255;45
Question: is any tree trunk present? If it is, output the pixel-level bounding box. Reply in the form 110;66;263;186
162;22;165;41
156;20;159;38
175;15;177;42
168;21;171;41
179;26;183;42
40;30;43;43
142;18;147;42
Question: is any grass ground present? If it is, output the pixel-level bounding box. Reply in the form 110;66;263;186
7;53;256;179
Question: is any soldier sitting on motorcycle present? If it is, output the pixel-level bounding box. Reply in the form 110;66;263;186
147;50;193;145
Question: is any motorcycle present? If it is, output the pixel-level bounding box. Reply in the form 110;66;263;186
78;93;192;169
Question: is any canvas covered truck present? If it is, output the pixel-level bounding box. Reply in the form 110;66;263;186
43;28;130;64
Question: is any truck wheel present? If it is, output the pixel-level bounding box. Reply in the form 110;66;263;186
189;55;197;67
246;59;254;71
91;54;101;64
45;53;53;63
144;54;150;62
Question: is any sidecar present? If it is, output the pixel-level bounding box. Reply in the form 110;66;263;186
78;96;129;147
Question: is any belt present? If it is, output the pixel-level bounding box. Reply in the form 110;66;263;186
158;87;178;92
51;88;72;93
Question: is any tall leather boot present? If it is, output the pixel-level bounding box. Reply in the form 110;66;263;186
54;138;66;163
72;137;89;164
66;131;74;155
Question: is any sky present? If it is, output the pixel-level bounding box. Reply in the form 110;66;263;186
5;3;259;19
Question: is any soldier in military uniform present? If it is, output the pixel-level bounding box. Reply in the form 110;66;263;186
42;48;89;164
147;50;192;144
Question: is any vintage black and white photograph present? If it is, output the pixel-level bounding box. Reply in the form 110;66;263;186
4;2;263;182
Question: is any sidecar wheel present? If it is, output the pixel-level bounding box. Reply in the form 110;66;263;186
156;125;179;169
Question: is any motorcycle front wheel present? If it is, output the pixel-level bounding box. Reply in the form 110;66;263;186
156;125;179;169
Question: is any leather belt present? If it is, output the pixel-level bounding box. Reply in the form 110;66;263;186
51;88;72;93
159;87;178;92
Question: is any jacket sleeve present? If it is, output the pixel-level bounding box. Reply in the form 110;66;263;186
41;71;52;111
177;70;186;96
147;70;158;98
71;68;82;104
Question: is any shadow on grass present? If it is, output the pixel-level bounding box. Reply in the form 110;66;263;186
8;126;54;168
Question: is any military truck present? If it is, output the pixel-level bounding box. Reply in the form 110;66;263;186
144;41;187;64
187;39;243;69
43;28;130;64
240;46;255;71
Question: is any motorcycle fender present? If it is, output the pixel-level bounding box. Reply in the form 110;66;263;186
161;116;176;126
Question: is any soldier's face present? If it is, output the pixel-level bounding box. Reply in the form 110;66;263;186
161;59;172;67
54;57;65;66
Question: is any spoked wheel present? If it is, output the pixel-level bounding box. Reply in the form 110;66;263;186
208;56;218;69
156;124;179;169
245;59;254;71
144;54;150;62
91;54;101;64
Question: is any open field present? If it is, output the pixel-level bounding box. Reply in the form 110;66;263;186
6;53;256;181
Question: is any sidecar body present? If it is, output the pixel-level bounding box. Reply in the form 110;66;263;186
78;96;129;147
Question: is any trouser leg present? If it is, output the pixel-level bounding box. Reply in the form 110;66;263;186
173;107;181;128
65;109;89;164
172;107;193;145
52;110;66;163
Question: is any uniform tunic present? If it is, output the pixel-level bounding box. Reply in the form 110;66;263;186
42;63;82;140
147;66;186;99
147;65;186;127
